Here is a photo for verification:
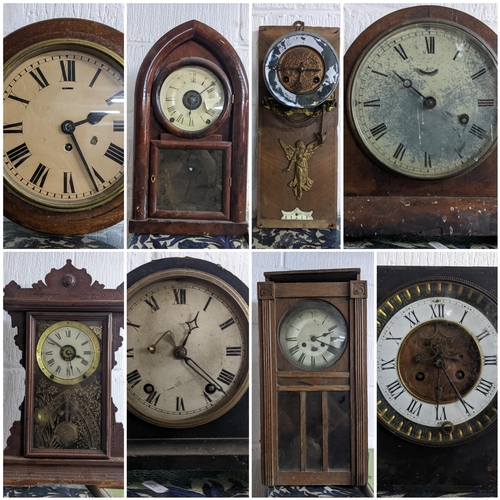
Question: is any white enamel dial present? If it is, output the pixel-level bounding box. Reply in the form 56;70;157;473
278;299;348;371
377;279;497;445
348;20;497;179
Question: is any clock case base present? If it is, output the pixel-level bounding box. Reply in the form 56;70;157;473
344;6;497;239
129;219;248;237
377;266;497;494
256;26;339;230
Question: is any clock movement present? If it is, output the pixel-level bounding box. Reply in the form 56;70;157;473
377;266;497;494
258;269;367;486
127;257;249;470
129;20;249;237
3;18;124;236
256;22;340;229
344;6;497;238
3;259;124;487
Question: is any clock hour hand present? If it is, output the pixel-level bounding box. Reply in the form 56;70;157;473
181;311;200;347
392;71;436;109
73;111;109;127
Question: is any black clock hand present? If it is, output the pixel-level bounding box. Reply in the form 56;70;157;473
47;338;64;349
435;367;443;420
73;111;109;127
436;360;471;416
182;355;227;395
392;71;436;109
182;311;200;347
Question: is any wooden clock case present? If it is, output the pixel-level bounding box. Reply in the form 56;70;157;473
129;20;249;237
127;257;249;471
256;25;340;229
258;269;367;486
344;6;497;238
377;266;497;494
3;260;124;487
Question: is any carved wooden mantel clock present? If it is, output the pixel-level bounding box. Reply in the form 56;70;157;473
129;20;249;237
344;6;497;238
258;269;367;486
257;22;340;229
4;260;124;487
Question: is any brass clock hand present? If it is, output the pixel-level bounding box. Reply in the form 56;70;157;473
148;330;173;354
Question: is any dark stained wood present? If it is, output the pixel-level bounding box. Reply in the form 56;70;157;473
257;26;340;229
344;6;497;237
3;19;124;236
130;20;248;236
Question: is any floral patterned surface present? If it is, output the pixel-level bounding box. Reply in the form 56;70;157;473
4;485;92;497
267;485;366;497
128;234;249;249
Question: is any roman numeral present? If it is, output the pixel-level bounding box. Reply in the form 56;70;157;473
380;358;396;370
386;379;405;399
425;151;432;169
310;356;316;369
173;288;186;305
226;346;242;356
55;332;62;340
89;68;101;88
217;368;235;386
425;36;435;54
436;406;447;421
127;319;141;331
176;397;185;411
47;358;55;367
471;68;487;80
176;113;185;124
65;329;71;338
430;303;445;318
63;172;75;193
203;391;213;403
393;143;406;161
113;120;124;132
363;99;380;107
469;124;488;140
459;310;468;324
203;297;212;311
475;378;494;397
106;90;124;106
145;295;159;312
478;99;495;107
3;122;23;134
477;329;492;342
144;384;160;406
289;345;300;355
83;350;92;356
29;68;49;89
60;60;76;82
484;355;497;366
328;325;338;331
6;143;31;168
386;331;402;345
81;359;89;366
29;164;49;188
104;143;124;164
92;167;105;184
298;352;306;364
127;348;134;358
403;310;420;327
8;94;30;107
394;43;408;60
327;344;340;356
370;122;387;140
406;398;423;416
219;318;235;330
127;369;142;388
55;366;62;374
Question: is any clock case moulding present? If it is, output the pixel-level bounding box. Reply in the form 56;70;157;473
3;18;124;236
129;20;249;237
258;269;368;486
3;260;124;488
377;266;497;494
257;25;340;229
344;6;497;238
127;257;249;471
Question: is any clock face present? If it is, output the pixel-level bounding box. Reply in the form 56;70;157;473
348;20;497;179
263;31;339;108
157;65;228;133
278;299;348;371
36;321;101;385
377;278;497;445
4;44;124;210
127;269;249;428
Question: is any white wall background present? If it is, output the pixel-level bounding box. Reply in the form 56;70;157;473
126;3;250;227
251;4;342;221
377;250;497;267
3;252;125;448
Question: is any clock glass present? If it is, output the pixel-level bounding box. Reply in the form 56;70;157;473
377;278;497;445
278;299;348;371
348;20;498;179
4;43;125;210
127;269;249;428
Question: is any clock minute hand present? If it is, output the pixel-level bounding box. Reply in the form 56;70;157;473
183;355;227;395
436;360;471;416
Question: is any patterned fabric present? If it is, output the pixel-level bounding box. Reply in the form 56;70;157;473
128;234;249;249
4;485;92;497
345;236;497;249
127;470;249;497
267;485;366;497
378;492;492;498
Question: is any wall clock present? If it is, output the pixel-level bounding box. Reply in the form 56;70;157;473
258;269;367;486
3;18;124;236
377;266;497;494
344;6;497;238
3;259;124;487
256;22;340;229
127;257;249;470
129;20;248;237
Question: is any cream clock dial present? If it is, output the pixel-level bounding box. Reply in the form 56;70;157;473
4;45;124;209
348;20;497;179
278;299;348;371
36;321;100;385
377;278;497;445
127;269;248;428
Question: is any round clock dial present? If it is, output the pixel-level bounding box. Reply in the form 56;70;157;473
36;321;100;385
348;20;497;180
278;299;348;371
377;278;497;445
4;43;124;210
263;31;339;108
127;268;249;428
154;60;232;135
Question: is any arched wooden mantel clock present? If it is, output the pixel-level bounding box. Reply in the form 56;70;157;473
377;266;497;494
3;260;124;487
258;269;367;487
129;20;249;237
256;21;340;229
344;6;497;238
3;18;124;236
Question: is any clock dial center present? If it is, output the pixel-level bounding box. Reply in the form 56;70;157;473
60;344;77;362
182;89;202;110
